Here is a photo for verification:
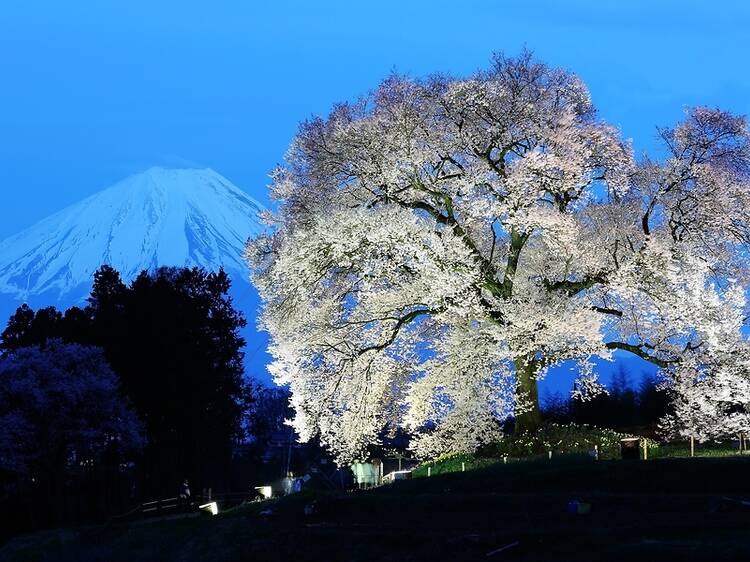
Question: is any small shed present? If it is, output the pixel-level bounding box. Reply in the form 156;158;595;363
351;462;380;488
620;437;641;460
383;470;412;484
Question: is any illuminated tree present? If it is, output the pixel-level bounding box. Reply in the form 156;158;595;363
249;51;750;462
660;355;750;444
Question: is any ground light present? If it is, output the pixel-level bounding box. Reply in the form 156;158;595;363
199;502;219;516
255;485;273;499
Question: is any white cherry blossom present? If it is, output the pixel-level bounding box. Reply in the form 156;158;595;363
248;51;750;463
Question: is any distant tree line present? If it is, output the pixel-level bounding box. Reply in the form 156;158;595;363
541;367;671;434
0;266;259;537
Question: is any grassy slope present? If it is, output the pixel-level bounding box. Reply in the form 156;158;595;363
4;456;750;562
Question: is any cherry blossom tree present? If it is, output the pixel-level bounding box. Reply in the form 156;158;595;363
660;353;750;445
0;340;143;484
248;51;750;462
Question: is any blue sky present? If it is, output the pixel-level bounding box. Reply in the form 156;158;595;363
2;1;749;239
1;0;749;393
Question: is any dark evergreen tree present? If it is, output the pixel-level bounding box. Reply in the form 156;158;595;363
60;306;92;344
88;265;128;311
610;366;638;427
87;266;249;494
0;304;36;353
546;367;670;433
540;391;570;423
638;373;671;425
1;265;252;496
1;305;63;354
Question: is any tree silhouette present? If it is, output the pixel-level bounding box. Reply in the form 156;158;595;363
0;341;142;530
1;265;251;496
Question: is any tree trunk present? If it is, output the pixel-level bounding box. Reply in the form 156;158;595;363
513;357;542;433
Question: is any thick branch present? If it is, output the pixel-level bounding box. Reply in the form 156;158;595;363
358;308;433;354
604;341;676;369
499;227;529;298
543;273;607;296
592;306;623;317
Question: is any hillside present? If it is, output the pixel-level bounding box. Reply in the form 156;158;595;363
4;456;750;561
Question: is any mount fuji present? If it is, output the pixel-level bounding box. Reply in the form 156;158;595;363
0;167;272;382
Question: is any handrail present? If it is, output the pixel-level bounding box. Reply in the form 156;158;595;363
134;491;259;517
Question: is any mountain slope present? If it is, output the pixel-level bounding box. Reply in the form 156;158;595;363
0;167;265;298
0;167;272;382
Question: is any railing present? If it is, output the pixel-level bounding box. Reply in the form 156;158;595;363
140;496;183;515
132;491;259;519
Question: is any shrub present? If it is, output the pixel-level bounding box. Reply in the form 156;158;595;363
477;423;657;460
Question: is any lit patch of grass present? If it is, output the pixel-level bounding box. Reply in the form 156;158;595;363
480;423;659;460
409;423;635;477
649;441;742;459
411;452;498;477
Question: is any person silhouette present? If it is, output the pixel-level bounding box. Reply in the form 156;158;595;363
179;479;191;505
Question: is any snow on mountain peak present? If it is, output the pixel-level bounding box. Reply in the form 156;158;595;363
0;167;266;299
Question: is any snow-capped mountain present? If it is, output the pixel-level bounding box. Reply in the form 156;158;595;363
0;167;272;381
0;167;265;298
